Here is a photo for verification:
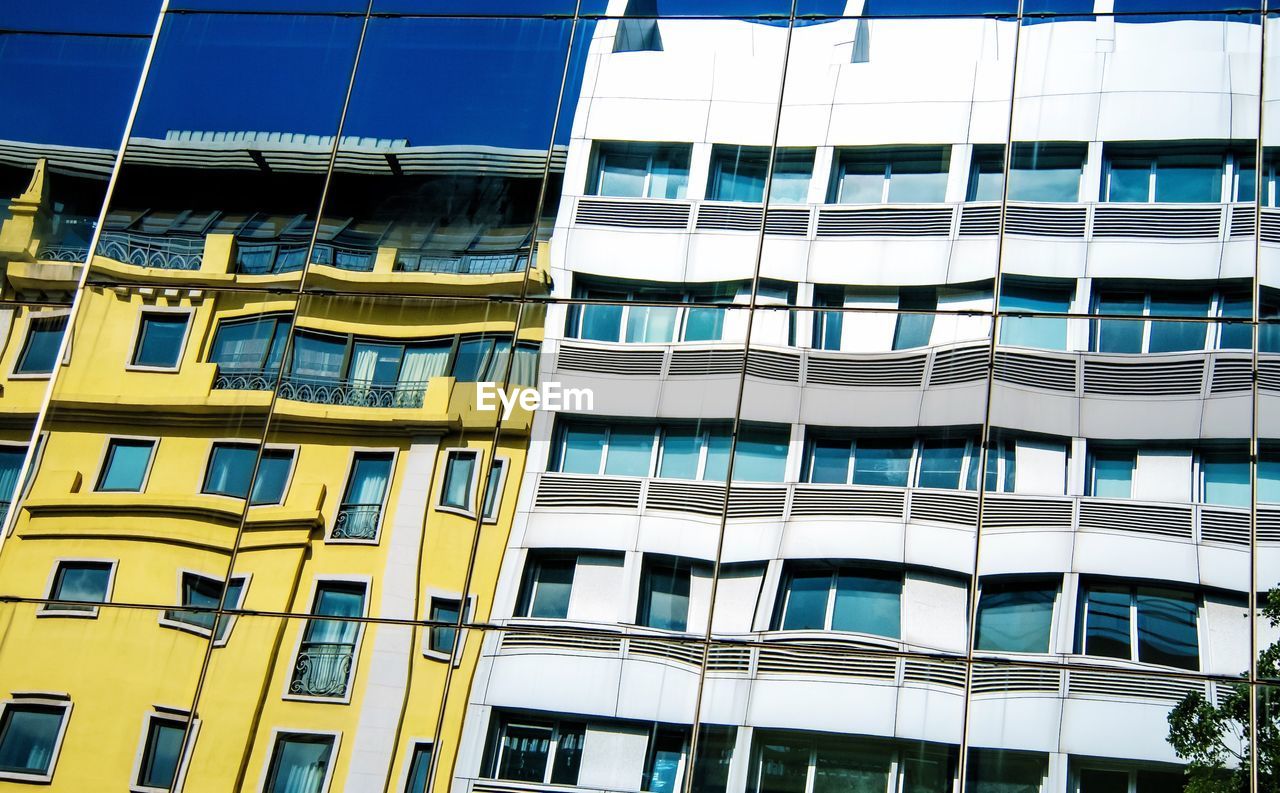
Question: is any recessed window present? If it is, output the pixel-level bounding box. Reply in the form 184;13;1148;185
0;447;26;522
1201;451;1250;507
516;555;576;619
566;281;736;345
131;312;190;369
997;279;1072;351
290;582;366;698
427;597;469;657
588;141;691;199
481;459;506;521
1075;766;1185;793
638;556;703;633
707;145;814;204
1078;582;1199;670
690;726;736;793
892;288;936;350
163;572;248;642
202;443;294;505
831;145;951;204
1090;290;1212;354
43;560;113;614
975;579;1057;654
404;742;433;793
13;315;67;375
1102;142;1237;203
0;701;69;780
333;452;393;541
135;713;189;791
440;450;479;513
96;438;156;492
487;716;584;786
968;142;1087;202
208;314;292;374
773;563;901;638
263;733;335;793
966;749;1048;793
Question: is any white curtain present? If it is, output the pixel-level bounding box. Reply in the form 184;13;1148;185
348;459;389;506
279;759;325;793
350;348;379;386
510;347;539;388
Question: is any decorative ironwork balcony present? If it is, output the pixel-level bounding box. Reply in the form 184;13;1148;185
96;231;204;270
395;249;528;274
211;367;278;391
331;503;382;540
289;641;355;697
34;244;91;263
276;374;428;408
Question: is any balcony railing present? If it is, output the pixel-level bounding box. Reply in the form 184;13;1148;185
211;366;279;391
276;374;428;408
571;196;1266;243
289;641;356;697
331;503;382;540
531;472;1271;547
96;231;204;270
395;249;528;274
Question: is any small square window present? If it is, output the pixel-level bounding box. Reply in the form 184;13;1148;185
163;572;248;642
131;313;190;369
43;561;113;615
96;438;156;492
0;701;69;780
404;742;433;793
13;315;67;376
135;714;189;791
439;451;478;514
426;595;471;661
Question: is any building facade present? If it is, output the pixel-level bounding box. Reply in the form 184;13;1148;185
0;0;1276;791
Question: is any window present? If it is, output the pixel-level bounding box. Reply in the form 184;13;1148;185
134;713;190;791
690;726;736;793
1075;766;1186;793
998;280;1072;351
968;142;1087;202
131;312;190;369
162;572;248;642
773;563;901;638
404;743;433;793
732;425;789;482
96;438;156;492
13;315;66;376
975;579;1057;653
482;459;506;521
0;446;24;525
439;450;479;513
566;281;736;344
1079;583;1199;670
644;729;688;793
42;560;113;615
803;433;980;491
487;717;585;786
0;700;69;782
1091;290;1211;354
517;554;576;619
263;733;336;793
892;288;936;350
747;731;910;793
290;582;366;698
202;443;294;505
333;452;393;541
966;749;1047;793
811;287;844;351
1088;449;1136;499
452;337;539;386
983;437;1069;496
1261;451;1280;504
637;556;703;632
1102;142;1234;203
427;596;472;659
707;145;814;204
831;146;951;204
208;314;291;374
1200;451;1249;507
588;141;691;199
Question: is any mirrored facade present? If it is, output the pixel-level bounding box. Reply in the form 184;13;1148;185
0;0;1276;791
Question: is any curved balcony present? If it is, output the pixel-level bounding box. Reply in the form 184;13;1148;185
96;230;204;271
276;374;429;409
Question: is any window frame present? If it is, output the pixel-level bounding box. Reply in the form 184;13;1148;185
198;442;297;506
398;739;434;793
973;577;1060;656
770;561;904;641
158;569;251;645
515;552;579;621
565;290;733;345
436;448;483;518
129;708;199;793
257;729;340;793
282;577;370;704
126;306;194;373
93;435;159;493
0;695;72;784
206;312;293;374
38;558;117;618
829;145;952;205
328;448;398;545
9;310;69;379
481;457;509;524
1087;289;1237;354
1100;144;1241;204
586;140;692;200
1077;580;1202;671
486;715;585;786
801;434;980;491
635;555;698;633
422;590;476;664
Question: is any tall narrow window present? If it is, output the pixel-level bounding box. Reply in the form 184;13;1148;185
163;572;247;641
290;582;365;698
644;729;688;793
96;438;156;492
334;452;392;540
135;713;189;791
404;743;433;793
517;555;576;619
1201;451;1249;507
13;315;66;375
638;557;696;632
488;718;585;786
1088;449;1136;498
428;597;470;658
0;446;25;526
131;312;190;369
892;289;936;350
440;450;479;513
481;459;506;521
998;280;1071;351
263;733;335;793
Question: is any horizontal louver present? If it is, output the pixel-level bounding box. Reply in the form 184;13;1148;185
908;490;980;525
970;664;1061;695
1261;209;1280;243
790;486;904;518
500;630;622;654
1209;357;1253;393
1067;669;1203;702
705;645;753;673
1082;359;1205;395
1200;507;1249;545
1078;500;1193;539
627;637;704;667
756;644;897;680
1258;358;1280;391
534;474;642;510
928;346;989;386
958;205;999;236
994;351;1077;391
574;198;690;230
1259;508;1280;542
668;349;743;376
816;206;954;237
1006;204;1087;237
695;204;763;232
981;495;1073;529
645;480;727;516
727;485;788;518
1092;205;1223;238
901;658;966;689
765;207;813;235
556;343;665;375
806;352;926;387
1229;204;1257;237
746;348;801;382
